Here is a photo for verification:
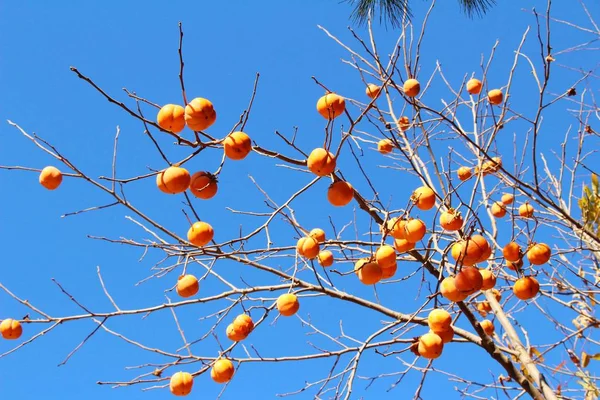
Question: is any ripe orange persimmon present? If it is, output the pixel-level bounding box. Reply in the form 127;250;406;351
317;250;334;267
176;275;199;298
185;97;216;131
477;301;492;314
418;332;443;359
189;171;218;199
480;319;495;336
307;148;336;176
433;328;454;344
377;139;394;154
507;258;523;271
439;209;463;231
211;359;235;384
0;319;22;340
316;93;346;119
157;104;185;134
354;259;383;285
170;371;193;396
488;89;504;105
393;238;415;252
527;243;551;265
39;166;63;190
455;266;484;295
157;166;191;194
381;263;397;279
412;186;436;210
309;228;326;243
223;131;252;160
296;237;307;256
385;217;406;239
375;245;397;269
457;166;472;181
327;181;354;207
501;193;514;205
428;309;452;333
301;237;320;259
398;116;410;131
440;276;468;302
366;83;381;99
226;314;254;341
491;201;507;218
277;293;300;316
452;235;490;266
479;269;496;290
519;203;535;218
403;78;421;97
187;221;214;247
466;78;482;95
403;219;426;242
513;276;540;300
503;242;522;262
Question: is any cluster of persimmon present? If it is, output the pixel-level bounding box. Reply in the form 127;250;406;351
169;358;235;396
296;228;334;267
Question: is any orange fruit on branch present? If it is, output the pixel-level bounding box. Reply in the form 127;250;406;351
0;319;22;340
366;83;381;99
439;209;463;231
211;359;235;384
354;258;382;285
316;93;345;120
176;275;199;298
157;104;185;133
503;242;522;262
377;139;394;154
440;277;468;302
398;116;410;131
527;243;551;265
385;217;406;239
307;148;336;176
479;269;496;290
403;219;427;242
403;78;421;98
418;332;443;359
223;131;252;160
519;203;535;218
189;171;218;199
501;193;514;205
375;245;397;269
185;97;216;131
480;319;495;336
317;250;334;267
39;166;63;190
411;186;436;211
427;309;452;333
513;276;540;300
455;266;484;295
393;238;415;253
488;89;504;105
466;78;482;95
309;228;326;243
187;221;214;247
491;201;507;218
170;371;193;396
327;181;354;207
457;166;472;181
277;293;300;316
301;237;320;259
157;166;191;194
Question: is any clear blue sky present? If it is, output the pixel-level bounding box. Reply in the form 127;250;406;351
1;1;598;399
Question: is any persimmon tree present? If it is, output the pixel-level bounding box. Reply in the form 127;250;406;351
1;1;599;398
